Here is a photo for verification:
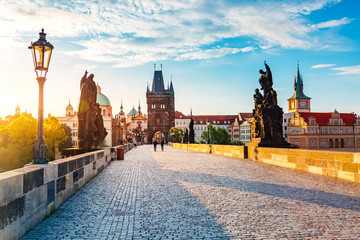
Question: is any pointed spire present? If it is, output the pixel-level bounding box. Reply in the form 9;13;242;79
288;62;310;100
169;76;174;93
120;99;124;115
190;108;193;116
151;65;165;93
138;100;141;115
146;82;149;92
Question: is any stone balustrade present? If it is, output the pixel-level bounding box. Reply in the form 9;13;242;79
0;144;133;240
170;143;360;183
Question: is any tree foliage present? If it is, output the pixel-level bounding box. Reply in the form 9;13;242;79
44;116;68;160
58;124;73;152
201;125;231;145
0;113;69;172
169;127;184;143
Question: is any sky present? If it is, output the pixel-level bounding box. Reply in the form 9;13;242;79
0;0;359;119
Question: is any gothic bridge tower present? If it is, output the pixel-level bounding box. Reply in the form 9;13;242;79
146;65;175;142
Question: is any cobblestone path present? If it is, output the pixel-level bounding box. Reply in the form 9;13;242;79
23;145;360;239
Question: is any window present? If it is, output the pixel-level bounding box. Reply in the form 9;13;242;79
72;131;77;136
301;102;306;108
295;140;299;145
320;141;326;146
103;109;106;116
311;140;315;146
73;123;77;128
291;102;295;109
321;129;325;134
348;140;353;146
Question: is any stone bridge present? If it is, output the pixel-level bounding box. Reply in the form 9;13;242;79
21;145;360;239
2;145;360;239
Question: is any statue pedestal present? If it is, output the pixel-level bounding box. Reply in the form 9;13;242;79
247;138;291;160
250;138;291;148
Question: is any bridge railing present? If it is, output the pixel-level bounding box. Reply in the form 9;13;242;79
170;143;360;183
0;143;133;240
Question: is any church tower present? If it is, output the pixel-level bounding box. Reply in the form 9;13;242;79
66;101;74;116
146;64;175;142
288;63;311;113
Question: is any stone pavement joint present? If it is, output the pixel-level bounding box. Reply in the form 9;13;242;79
22;145;360;239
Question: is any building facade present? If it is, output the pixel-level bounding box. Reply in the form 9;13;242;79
239;119;254;145
175;111;240;143
227;113;253;142
288;110;360;149
286;64;360;149
146;66;175;142
126;103;148;143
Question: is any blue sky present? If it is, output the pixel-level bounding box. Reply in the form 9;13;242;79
0;0;359;118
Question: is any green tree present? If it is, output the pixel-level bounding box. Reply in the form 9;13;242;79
0;114;69;172
44;116;69;160
169;127;184;143
201;125;231;145
58;124;73;152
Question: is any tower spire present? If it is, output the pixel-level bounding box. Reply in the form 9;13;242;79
138;100;141;115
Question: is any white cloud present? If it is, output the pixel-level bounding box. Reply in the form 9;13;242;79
332;65;360;75
311;64;335;68
176;47;255;60
0;0;352;67
311;17;353;29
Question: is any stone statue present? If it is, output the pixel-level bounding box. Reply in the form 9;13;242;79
189;118;195;143
94;103;108;147
252;62;289;147
78;71;107;150
183;129;189;143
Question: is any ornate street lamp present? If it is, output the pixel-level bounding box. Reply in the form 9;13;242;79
207;119;210;144
29;29;54;164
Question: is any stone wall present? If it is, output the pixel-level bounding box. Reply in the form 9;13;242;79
0;144;132;240
253;147;360;183
212;145;247;159
171;143;246;157
170;143;360;183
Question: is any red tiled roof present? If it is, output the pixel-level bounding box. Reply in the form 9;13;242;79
239;113;253;120
299;112;357;126
175;111;191;119
175;111;237;125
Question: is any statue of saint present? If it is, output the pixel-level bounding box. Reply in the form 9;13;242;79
189;118;195;143
77;71;107;150
253;62;285;141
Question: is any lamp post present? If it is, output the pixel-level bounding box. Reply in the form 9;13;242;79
29;29;54;164
207;119;210;144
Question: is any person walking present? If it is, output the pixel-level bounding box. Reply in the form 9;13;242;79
134;140;137;148
161;140;164;151
153;140;157;152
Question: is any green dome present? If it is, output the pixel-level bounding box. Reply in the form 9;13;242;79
97;93;111;106
128;107;138;115
66;102;73;110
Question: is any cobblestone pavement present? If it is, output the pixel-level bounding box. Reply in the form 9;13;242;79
23;145;360;239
